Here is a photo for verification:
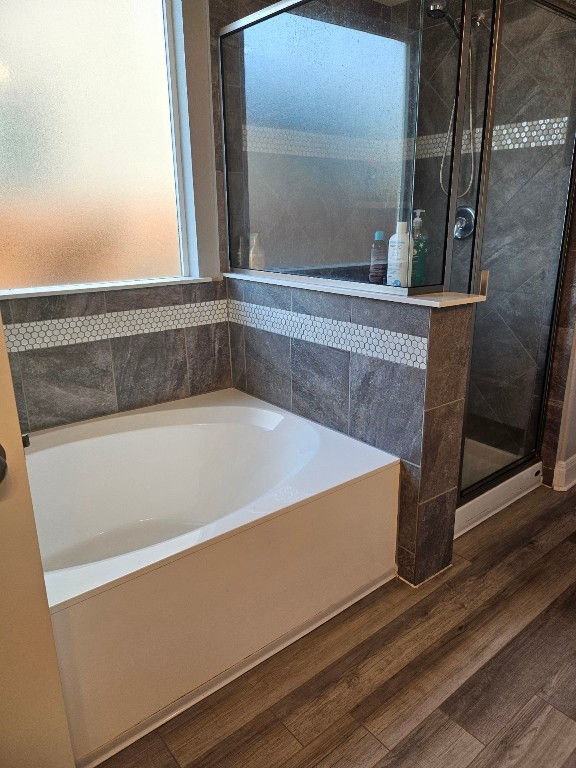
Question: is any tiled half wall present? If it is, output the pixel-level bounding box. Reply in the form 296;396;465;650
2;276;473;585
227;277;473;585
0;282;232;433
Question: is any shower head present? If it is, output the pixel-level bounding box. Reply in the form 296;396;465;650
426;1;461;38
427;1;448;18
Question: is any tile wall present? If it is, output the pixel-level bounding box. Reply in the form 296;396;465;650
460;0;576;468
228;277;473;584
0;282;231;433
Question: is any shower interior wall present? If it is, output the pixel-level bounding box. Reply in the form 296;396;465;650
461;0;576;486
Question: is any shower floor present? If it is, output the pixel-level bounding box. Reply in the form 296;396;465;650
461;438;521;491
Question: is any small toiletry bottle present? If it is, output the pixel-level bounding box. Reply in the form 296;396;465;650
386;222;409;287
249;233;265;270
411;210;428;287
369;230;387;284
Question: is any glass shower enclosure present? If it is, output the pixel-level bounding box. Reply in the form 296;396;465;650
459;0;576;495
220;0;469;293
219;0;576;498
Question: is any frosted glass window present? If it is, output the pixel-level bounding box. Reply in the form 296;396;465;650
0;0;182;290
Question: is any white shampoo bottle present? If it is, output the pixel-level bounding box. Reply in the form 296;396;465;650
386;222;409;287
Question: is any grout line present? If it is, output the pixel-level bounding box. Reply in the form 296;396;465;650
424;397;465;414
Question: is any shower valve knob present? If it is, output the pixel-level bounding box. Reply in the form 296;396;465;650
454;206;475;239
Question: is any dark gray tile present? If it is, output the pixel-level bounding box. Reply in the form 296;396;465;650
243;281;291;310
470;308;536;384
105;285;183;312
397;545;416;584
0;300;13;324
478;369;538;432
541;398;563;470
349;355;426;464
420;400;465;503
229;322;246;390
244;327;291;409
111;331;189;411
351;298;430;338
497;269;548;361
225;277;244;302
8;352;29;434
426;306;473;409
291;339;350;433
413;488;458;585
223;84;245;174
542;465;555;488
11;292;106;323
186;322;231;396
291;289;351;321
548;327;574;404
20;341;117;431
226;171;248;268
216;170;230;272
398;461;421;555
182;280;227;304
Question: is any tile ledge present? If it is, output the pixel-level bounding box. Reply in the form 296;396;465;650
0;276;219;301
224;272;485;308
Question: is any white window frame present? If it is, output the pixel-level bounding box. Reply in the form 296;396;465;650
0;0;220;299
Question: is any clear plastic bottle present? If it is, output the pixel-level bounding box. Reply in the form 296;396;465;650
369;230;387;284
386;222;410;287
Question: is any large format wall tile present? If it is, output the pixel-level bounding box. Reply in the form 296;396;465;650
420;399;465;503
426;307;472;409
186;322;232;396
244;326;291;409
111;330;189;411
349;354;426;465
11;292;106;323
19;341;117;431
105;285;183;312
291;339;350;433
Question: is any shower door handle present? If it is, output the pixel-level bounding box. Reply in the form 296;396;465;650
0;444;7;485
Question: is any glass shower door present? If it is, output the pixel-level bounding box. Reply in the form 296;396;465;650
460;0;576;494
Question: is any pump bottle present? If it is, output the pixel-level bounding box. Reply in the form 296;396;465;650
411;210;428;287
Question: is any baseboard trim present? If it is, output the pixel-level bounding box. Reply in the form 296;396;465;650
77;570;396;768
553;454;576;491
455;461;542;539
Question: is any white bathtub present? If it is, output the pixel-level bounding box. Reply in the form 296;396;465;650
27;389;399;766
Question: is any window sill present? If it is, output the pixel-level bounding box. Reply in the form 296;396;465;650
0;276;219;301
224;270;486;309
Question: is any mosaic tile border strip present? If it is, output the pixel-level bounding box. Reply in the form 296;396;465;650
244;117;568;162
229;300;427;369
4;300;228;352
243;125;407;164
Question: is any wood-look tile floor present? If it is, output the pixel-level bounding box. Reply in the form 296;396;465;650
101;484;576;768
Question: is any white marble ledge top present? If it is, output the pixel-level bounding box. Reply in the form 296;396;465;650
224;272;486;308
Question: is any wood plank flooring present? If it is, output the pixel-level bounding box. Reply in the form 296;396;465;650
101;484;576;768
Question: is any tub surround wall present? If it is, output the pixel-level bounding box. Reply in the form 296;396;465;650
0;282;231;433
227;276;473;585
